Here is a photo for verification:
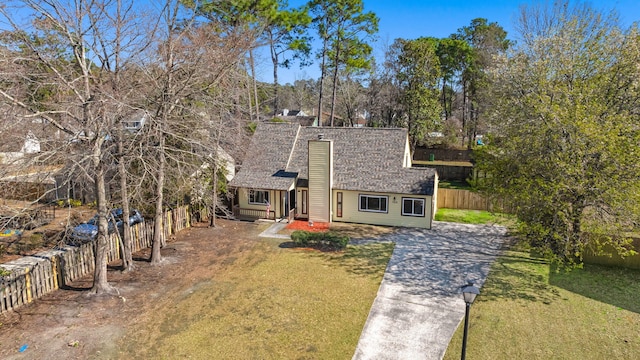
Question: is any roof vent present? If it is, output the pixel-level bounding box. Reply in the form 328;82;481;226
318;133;324;140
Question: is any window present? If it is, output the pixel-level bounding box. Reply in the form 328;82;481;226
249;190;269;205
301;190;308;214
359;194;388;213
336;192;343;217
402;197;425;217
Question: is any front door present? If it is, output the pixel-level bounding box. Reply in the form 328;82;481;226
289;189;296;216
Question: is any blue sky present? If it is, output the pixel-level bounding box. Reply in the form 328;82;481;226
256;0;640;85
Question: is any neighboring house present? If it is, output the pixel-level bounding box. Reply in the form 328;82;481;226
0;117;46;165
274;109;317;126
318;111;344;126
0;117;65;201
229;123;439;229
192;146;236;182
278;109;308;117
352;110;368;128
122;111;147;132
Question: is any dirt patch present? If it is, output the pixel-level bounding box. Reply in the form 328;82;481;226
0;219;265;359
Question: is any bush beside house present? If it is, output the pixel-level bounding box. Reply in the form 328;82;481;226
291;230;349;250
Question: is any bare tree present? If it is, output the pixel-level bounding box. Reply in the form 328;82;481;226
0;0;156;294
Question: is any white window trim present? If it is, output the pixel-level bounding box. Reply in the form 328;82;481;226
402;197;425;217
249;190;269;205
358;194;389;213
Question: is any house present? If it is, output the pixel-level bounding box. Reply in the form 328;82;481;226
278;109;308;117
229;123;439;229
274;109;318;126
122;111;147;132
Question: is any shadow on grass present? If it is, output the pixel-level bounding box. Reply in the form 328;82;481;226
549;263;640;314
308;242;395;278
479;251;562;305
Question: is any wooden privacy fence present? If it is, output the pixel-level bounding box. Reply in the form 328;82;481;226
437;188;511;212
0;206;191;313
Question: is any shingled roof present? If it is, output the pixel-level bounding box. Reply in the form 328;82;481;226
229;123;436;195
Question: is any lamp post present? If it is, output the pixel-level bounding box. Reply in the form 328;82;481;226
461;282;480;360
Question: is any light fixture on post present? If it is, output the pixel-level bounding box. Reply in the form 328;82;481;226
461;282;480;360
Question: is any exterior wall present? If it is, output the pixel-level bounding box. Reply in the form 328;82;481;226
237;189;277;218
432;172;439;219
237;185;295;219
308;139;333;223
332;190;432;229
403;137;412;167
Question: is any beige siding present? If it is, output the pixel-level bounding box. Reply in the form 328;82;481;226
432;172;439;219
333;190;432;229
308;140;333;222
238;189;275;210
238;189;279;217
403;136;412;167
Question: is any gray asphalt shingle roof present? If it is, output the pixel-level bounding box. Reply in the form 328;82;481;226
229;123;436;195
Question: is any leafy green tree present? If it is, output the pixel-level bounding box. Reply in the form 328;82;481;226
392;37;442;150
478;1;640;265
454;18;510;148
436;37;471;121
264;4;312;115
309;0;378;126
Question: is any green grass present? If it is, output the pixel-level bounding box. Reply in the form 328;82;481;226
438;180;472;189
435;208;513;225
124;239;394;359
444;245;640;360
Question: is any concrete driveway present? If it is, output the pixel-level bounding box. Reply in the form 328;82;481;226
352;221;507;360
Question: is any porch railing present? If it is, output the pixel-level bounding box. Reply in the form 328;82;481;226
288;208;296;223
232;205;273;220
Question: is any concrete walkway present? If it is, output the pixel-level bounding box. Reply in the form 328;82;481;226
353;221;507;360
256;220;506;359
258;221;290;239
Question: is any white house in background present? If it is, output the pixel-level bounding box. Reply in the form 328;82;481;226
122;112;147;132
278;109;308;117
0;117;45;165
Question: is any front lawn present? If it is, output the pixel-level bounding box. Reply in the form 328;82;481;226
444;244;640;359
122;237;393;359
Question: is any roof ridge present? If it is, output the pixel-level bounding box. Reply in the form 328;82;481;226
303;126;406;131
284;124;301;169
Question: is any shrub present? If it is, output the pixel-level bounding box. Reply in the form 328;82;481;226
291;230;349;250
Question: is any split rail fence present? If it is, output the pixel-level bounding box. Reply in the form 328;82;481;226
0;206;191;313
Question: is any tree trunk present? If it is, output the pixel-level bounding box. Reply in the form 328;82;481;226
467;88;476;149
117;133;133;271
91;152;115;294
329;44;341;127
317;36;328;127
246;70;254;122
151;132;165;264
249;49;260;122
461;80;467;147
442;78;448;121
209;159;217;228
271;36;279;117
